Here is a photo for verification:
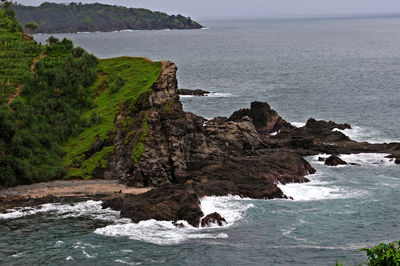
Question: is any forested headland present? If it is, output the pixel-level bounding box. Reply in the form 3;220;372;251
13;2;203;34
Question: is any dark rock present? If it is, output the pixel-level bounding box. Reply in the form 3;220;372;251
325;155;348;166
318;157;326;162
178;89;210;96
395;158;400;164
306;118;351;131
201;212;227;227
229;101;293;134
349;163;361;166
101;196;123;211
172;221;185;228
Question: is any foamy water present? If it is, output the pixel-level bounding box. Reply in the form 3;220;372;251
334;126;399;144
94;195;253;245
0;200;121;221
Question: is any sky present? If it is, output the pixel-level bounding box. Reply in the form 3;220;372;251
14;0;400;19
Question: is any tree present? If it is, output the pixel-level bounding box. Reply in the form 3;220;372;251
25;21;39;34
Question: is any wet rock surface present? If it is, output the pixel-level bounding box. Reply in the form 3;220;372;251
325;155;348;166
90;61;399;227
201;212;227;227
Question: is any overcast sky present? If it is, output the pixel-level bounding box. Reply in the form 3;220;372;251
14;0;400;19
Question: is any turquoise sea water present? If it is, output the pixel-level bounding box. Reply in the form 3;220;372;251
1;16;400;265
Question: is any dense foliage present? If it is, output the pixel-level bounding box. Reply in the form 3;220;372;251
361;241;400;265
14;2;202;34
0;3;98;186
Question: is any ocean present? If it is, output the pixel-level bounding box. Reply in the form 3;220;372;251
1;16;400;265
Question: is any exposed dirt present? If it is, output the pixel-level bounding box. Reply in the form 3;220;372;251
7;84;23;105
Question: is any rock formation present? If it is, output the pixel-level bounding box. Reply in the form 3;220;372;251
325;155;348;166
178;88;210;96
102;61;400;227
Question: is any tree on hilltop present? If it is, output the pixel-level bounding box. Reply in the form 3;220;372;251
25;21;39;34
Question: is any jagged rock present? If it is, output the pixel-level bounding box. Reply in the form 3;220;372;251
395;158;400;164
306;118;351;131
178;89;210;96
201;212;227;227
229;101;293;134
325;155;348;166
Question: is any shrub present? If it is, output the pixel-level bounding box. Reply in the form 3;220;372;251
109;76;125;94
361;241;400;266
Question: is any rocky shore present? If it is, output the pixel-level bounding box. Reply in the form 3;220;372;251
2;60;399;227
99;61;400;227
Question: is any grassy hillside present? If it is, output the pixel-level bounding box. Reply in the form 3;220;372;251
62;57;161;179
0;2;162;186
14;2;202;34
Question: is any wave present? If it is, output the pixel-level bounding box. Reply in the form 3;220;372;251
277;177;343;201
179;92;234;98
205;92;233;97
0;200;121;221
94;195;253;245
291;122;306;128
309;153;395;167
333;126;398;144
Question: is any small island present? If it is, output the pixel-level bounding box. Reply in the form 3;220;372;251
13;2;203;34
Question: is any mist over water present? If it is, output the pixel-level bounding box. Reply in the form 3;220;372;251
3;16;400;265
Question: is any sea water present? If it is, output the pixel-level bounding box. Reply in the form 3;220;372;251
2;16;400;265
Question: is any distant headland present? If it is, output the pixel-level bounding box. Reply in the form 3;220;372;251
13;2;203;34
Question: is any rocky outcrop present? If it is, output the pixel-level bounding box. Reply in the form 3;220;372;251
102;60;400;227
229;101;293;134
178;89;210;96
325;155;348;166
201;212;227;227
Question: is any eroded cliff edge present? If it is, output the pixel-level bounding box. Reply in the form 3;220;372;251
101;61;400;227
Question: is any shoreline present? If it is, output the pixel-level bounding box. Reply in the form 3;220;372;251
0;180;150;212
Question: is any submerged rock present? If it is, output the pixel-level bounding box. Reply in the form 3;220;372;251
201;212;227;227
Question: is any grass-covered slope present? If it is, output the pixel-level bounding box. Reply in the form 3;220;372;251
62;57;161;179
0;2;162;186
0;9;40;104
14;2;203;34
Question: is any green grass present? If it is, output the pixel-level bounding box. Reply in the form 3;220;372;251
0;26;42;103
62;57;161;178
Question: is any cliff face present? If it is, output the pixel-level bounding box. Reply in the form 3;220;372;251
102;61;314;189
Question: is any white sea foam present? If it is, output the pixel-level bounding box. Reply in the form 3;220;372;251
55;240;64;247
339;153;395;167
94;195;252;245
178;95;195;98
115;259;142;265
65;256;73;261
333;126;398;144
204;92;233;97
0;200;120;221
309;153;395;167
278;181;342;201
291;122;306;128
200;195;253;226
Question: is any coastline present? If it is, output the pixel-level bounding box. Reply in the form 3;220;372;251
0;180;150;212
